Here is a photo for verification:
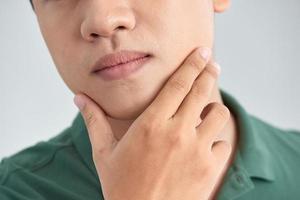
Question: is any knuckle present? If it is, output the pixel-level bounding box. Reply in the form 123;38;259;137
92;147;105;160
204;64;219;79
217;141;232;155
169;77;189;93
167;132;185;149
139;118;162;135
166;123;188;149
139;120;154;132
194;160;215;179
187;57;205;73
212;104;230;120
192;82;210;99
202;160;215;173
143;107;158;123
85;111;97;128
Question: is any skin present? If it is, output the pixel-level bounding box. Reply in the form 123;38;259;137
75;53;236;200
32;0;237;199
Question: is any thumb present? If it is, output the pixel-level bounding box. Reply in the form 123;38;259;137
73;93;117;159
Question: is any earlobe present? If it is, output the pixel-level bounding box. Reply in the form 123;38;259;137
213;0;231;13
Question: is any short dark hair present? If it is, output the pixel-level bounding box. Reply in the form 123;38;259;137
29;0;34;10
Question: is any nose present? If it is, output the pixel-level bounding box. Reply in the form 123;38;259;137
80;2;136;42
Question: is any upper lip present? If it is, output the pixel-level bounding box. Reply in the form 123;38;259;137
91;50;151;73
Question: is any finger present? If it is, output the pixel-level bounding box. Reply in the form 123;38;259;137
73;93;117;159
173;61;221;126
142;47;212;121
196;102;230;146
211;140;232;168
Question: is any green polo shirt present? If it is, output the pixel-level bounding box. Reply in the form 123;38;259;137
1;89;300;200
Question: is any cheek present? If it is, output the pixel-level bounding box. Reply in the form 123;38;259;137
175;1;213;47
39;24;67;67
38;10;81;67
153;19;212;80
40;28;86;93
151;0;214;60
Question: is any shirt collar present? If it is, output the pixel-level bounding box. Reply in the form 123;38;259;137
216;89;276;199
220;88;276;182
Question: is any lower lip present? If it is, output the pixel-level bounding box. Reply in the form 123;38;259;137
94;56;151;81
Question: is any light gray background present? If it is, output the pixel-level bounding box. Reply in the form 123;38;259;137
1;1;299;159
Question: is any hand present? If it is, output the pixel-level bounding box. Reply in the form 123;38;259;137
74;47;232;200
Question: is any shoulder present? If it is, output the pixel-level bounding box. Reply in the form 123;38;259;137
220;89;300;199
0;125;74;185
249;114;300;149
0;114;102;199
0;125;81;199
248;115;300;196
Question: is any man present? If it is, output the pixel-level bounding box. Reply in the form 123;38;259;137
1;0;299;199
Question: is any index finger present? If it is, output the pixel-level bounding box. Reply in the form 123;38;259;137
142;47;211;121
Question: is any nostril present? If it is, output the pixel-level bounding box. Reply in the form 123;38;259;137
90;33;99;38
118;26;126;30
88;25;126;39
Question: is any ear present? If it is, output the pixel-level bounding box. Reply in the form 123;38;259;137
213;0;231;13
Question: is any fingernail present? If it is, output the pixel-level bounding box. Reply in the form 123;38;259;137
212;62;221;75
198;47;211;62
73;95;86;111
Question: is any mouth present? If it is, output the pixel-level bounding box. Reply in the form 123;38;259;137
92;51;152;81
92;50;151;73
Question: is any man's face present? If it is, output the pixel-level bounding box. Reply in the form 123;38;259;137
32;0;228;120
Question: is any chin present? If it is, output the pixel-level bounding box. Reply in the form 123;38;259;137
104;103;147;120
103;92;158;120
